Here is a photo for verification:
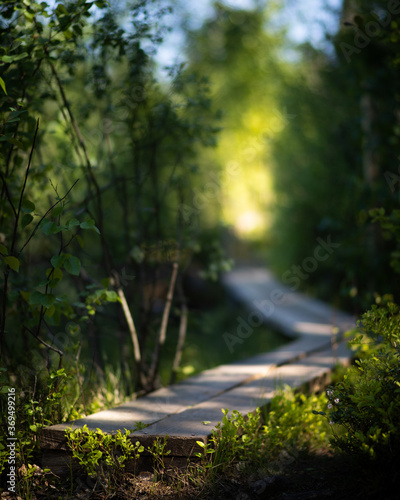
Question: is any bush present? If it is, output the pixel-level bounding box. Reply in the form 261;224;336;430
195;387;330;480
322;302;400;461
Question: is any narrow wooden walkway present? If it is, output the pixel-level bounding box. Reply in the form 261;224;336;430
41;267;356;473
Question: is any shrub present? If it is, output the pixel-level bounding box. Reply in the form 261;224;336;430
65;425;144;488
195;387;330;479
321;302;400;461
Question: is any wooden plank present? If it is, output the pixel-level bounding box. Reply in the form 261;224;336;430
222;268;355;337
41;340;353;472
128;342;352;456
41;334;334;450
41;265;357;474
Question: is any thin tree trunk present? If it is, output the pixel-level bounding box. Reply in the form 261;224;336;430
169;279;188;385
116;283;147;390
148;262;179;388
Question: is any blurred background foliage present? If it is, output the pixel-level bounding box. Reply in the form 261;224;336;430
1;0;400;417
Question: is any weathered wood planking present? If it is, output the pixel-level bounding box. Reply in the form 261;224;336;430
41;266;357;475
129;341;352;456
222;267;355;338
40;335;334;451
41;340;352;466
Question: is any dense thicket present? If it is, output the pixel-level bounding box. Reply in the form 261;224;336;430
269;0;400;312
0;0;220;400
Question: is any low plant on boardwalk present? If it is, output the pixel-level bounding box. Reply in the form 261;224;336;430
148;436;171;476
65;425;144;492
195;407;264;478
0;367;72;498
194;388;330;484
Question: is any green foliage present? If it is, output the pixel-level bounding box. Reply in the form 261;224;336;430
194;408;264;478
195;388;330;481
370;207;400;274
268;0;400;310
148;436;171;474
322;302;400;461
64;426;175;492
0;367;70;495
185;3;287;240
195;229;234;281
263;387;330;458
0;0;222;397
65;425;144;486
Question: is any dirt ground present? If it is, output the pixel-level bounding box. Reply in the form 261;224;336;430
2;449;399;499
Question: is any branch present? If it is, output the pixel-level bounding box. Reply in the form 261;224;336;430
10;119;39;254
25;326;64;361
18;179;79;256
46;56;113;272
75;342;88;416
148;261;179;387
0;169;17;218
170;279;188;385
113;271;147;390
1;122;39;359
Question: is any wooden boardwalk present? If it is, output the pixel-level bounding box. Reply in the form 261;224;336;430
41;267;356;473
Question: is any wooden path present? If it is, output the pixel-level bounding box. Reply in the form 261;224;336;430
41;267;356;474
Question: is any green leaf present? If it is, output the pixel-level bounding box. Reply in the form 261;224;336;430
76;235;84;248
51;254;66;269
80;218;100;234
41;219;57;235
41;293;56;308
9;109;26;119
52;268;63;281
105;290;118;302
0;244;8;256
64;255;81;276
4;256;20;272
21;214;34;228
0;134;12;142
63;29;73;40
21;199;35;213
45;305;55;317
56;3;68;14
1;52;29;63
67;218;80;229
0;77;7;95
7;138;25;150
30;291;56;307
101;278;110;289
72;24;83;36
52;205;64;217
53;224;67;234
47;267;63;288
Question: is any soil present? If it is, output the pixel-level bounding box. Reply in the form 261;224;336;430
2;449;399;499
